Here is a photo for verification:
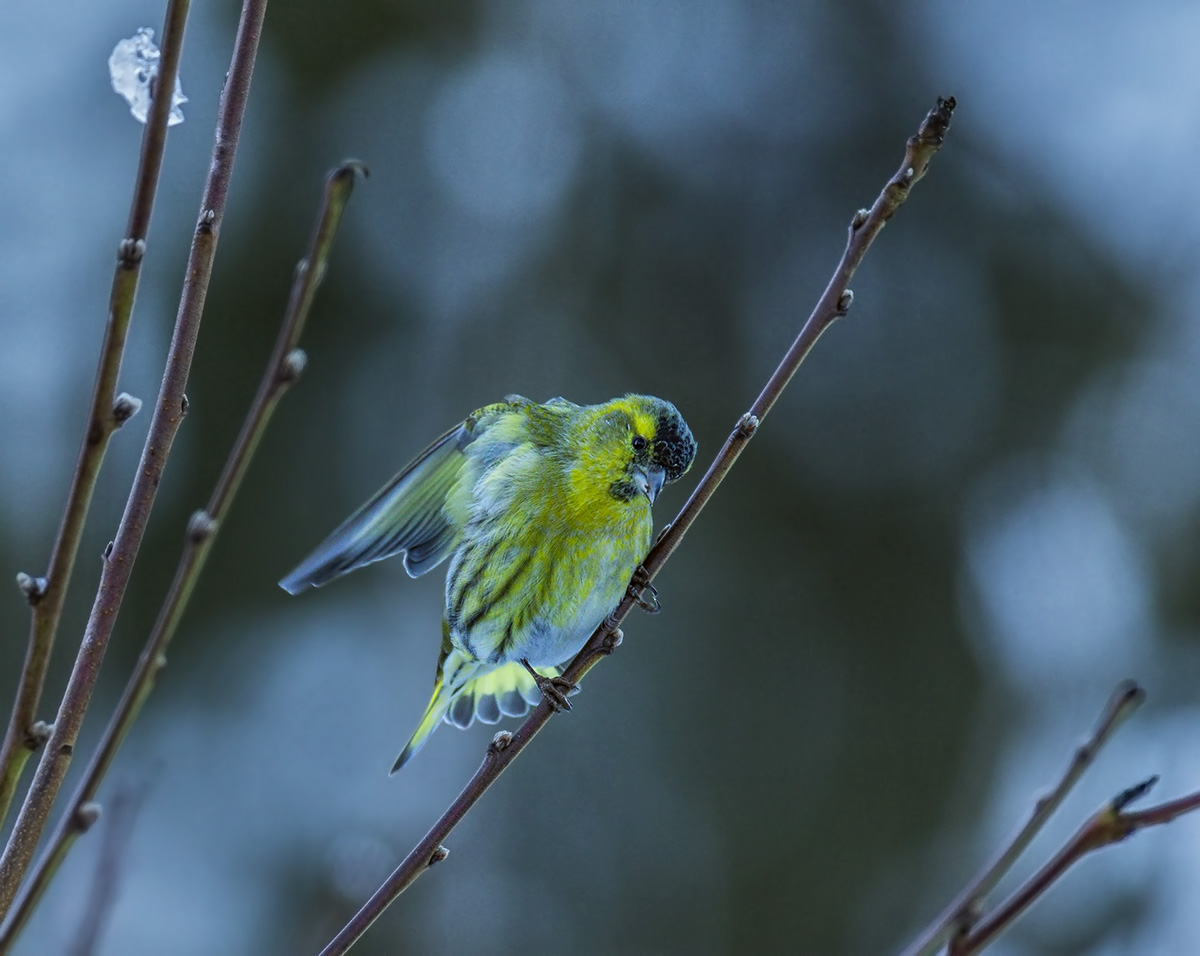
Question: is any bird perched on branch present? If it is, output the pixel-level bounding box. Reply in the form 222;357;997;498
280;394;696;771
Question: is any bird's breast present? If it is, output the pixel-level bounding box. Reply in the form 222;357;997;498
445;497;652;669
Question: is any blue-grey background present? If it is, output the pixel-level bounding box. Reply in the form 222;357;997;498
3;2;1200;954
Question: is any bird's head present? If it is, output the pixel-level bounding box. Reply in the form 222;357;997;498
575;395;696;506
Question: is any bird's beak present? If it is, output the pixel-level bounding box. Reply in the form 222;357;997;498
632;464;666;503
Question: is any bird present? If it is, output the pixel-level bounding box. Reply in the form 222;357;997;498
280;393;696;772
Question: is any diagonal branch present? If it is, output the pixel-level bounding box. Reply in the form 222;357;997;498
0;0;193;831
318;95;958;956
0;160;365;947
900;679;1146;956
954;777;1200;955
66;784;150;956
0;0;269;924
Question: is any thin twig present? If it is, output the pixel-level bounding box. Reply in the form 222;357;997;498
319;95;958;956
0;161;365;947
899;680;1146;956
0;0;268;924
0;0;192;831
955;779;1200;955
66;784;150;956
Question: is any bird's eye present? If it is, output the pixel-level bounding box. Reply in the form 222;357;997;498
631;435;648;451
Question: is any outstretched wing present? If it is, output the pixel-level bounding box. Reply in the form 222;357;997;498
279;423;472;593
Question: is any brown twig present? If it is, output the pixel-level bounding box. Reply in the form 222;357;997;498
900;679;1147;956
953;778;1200;955
0;0;192;831
0;160;364;947
318;95;958;956
0;0;268;924
66;784;151;956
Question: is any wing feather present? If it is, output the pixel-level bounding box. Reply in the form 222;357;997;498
279;423;470;593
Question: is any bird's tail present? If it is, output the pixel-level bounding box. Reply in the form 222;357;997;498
390;650;561;773
391;649;477;773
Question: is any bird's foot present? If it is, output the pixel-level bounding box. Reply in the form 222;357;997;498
627;564;661;614
521;660;578;713
600;627;624;655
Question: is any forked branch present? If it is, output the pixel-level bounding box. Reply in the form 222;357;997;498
901;680;1145;956
953;778;1200;955
901;681;1200;956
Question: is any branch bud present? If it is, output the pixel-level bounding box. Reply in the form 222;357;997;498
117;237;147;267
488;731;513;755
113;392;143;426
16;571;48;605
74;802;102;833
187;509;219;543
736;413;760;438
279;348;308;384
26;721;52;749
1112;775;1159;813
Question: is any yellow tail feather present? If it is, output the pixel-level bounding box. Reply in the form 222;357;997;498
390;655;561;773
390;677;454;774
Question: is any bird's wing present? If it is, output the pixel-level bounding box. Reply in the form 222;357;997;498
279;422;473;593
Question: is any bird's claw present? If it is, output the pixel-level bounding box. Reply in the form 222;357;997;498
536;675;578;712
522;660;579;713
627;565;660;614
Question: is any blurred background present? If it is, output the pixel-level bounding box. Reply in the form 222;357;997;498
3;1;1200;953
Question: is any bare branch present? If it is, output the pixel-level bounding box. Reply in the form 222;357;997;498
900;679;1146;956
318;95;958;956
66;787;149;956
0;0;192;830
0;0;268;924
0;160;364;946
955;777;1200;955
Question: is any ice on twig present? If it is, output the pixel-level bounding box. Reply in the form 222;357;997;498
109;27;187;126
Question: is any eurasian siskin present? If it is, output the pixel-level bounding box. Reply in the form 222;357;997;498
280;393;696;771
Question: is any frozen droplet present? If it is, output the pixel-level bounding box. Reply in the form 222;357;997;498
108;28;187;126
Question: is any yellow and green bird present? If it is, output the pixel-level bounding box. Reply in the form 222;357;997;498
280;394;696;772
